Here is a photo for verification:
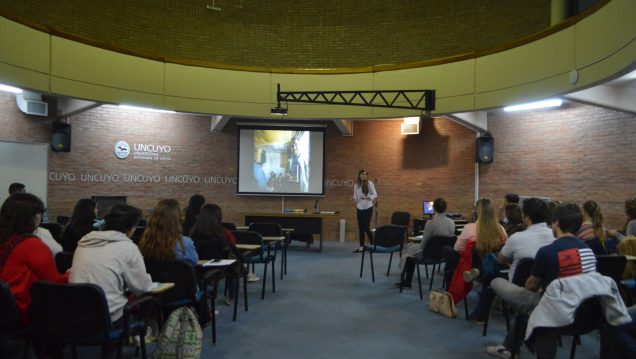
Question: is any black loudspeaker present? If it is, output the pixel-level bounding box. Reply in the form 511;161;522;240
476;136;494;163
52;123;71;152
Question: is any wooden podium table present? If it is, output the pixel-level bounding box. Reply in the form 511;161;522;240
238;212;340;253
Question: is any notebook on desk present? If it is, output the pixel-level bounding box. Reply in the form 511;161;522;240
202;259;236;267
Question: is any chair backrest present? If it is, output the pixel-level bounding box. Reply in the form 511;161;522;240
55;251;74;275
231;231;264;259
143;259;198;304
422;236;458;262
371;225;405;248
57;215;71;226
131;226;146;245
221;222;237;231
249;223;282;237
30;281;112;339
39;222;64;242
550;297;603;336
0;280;21;339
511;258;535;287
194;237;231;261
596;255;627;284
138;219;147;227
391;212;410;227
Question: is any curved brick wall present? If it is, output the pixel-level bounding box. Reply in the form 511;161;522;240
0;0;551;68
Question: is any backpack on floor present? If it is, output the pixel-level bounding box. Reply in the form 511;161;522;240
150;307;203;359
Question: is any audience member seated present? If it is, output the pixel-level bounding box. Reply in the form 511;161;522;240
139;199;209;324
182;194;205;237
69;203;152;330
0;193;68;358
546;201;559;228
454;198;507;255
608;198;636;243
498;193;519;224
447;198;507;318
503;204;525;237
34;225;63;258
486;202;596;359
8;182;26;195
60;198;97;252
191;203;244;306
469;198;555;324
576;200;618;255
140;199;198;266
394;198;455;289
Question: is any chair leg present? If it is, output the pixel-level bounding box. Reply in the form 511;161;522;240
425;264;429;279
243;273;249;312
416;263;423;300
360;249;365;278
284;243;288;275
116;338;124;359
429;266;435;290
72;344;78;359
387;253;393;276
280;245;285;280
261;262;268;300
271;259;276;293
438;264;441;273
464;297;469;320
570;335;578;359
233;276;239;321
502;299;510;332
211;296;217;345
369;251;375;282
139;327;148;359
509;316;523;359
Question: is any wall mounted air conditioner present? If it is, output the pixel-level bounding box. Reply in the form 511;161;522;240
401;117;420;135
16;91;48;116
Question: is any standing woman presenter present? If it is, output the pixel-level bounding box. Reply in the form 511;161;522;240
351;170;377;252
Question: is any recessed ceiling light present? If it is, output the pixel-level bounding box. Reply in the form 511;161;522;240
503;99;563;112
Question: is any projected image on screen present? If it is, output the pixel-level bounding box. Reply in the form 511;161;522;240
238;126;325;196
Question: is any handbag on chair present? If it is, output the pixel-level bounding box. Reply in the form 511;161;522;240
428;290;457;318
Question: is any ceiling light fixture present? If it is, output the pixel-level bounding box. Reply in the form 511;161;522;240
0;83;23;94
118;105;176;114
206;0;221;11
503;99;563;112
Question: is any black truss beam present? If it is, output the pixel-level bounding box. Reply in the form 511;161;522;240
276;84;435;113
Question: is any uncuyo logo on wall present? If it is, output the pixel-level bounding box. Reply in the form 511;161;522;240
114;141;130;159
114;141;172;161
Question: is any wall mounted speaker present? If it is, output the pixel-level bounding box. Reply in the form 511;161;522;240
476;136;494;164
52;123;71;152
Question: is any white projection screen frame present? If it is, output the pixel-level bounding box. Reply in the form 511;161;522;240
0;141;48;206
237;123;326;197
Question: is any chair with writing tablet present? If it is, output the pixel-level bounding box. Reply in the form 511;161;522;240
29;281;154;359
391;212;410;241
232;230;275;300
248;222;290;279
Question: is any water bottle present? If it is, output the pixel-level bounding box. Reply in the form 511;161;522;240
42;210;49;223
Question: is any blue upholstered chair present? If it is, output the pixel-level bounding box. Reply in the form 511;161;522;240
360;225;405;282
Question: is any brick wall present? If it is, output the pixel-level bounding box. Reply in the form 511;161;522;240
0;0;551;68
0;91;477;242
480;101;636;230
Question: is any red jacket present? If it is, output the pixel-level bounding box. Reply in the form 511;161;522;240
448;240;476;304
222;228;236;245
0;235;69;324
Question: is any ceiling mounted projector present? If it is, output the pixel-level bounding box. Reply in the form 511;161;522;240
271;106;288;115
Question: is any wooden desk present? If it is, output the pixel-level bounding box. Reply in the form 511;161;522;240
262;236;284;242
236;244;261;251
238;212;340;253
237;226;294;232
625;255;636;262
149;282;174;294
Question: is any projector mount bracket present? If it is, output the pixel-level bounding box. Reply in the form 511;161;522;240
275;84;435;116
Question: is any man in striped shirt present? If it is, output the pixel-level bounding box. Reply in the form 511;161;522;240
486;203;596;359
